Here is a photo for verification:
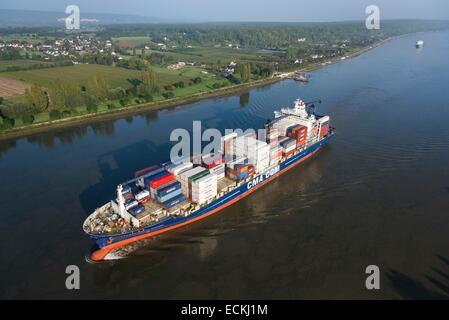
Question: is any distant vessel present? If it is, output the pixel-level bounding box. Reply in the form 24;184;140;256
416;40;424;48
294;73;309;83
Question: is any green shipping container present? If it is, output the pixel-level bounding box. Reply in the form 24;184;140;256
188;169;210;183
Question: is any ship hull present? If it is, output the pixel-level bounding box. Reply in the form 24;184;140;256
89;135;332;261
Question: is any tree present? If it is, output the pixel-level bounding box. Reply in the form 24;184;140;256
86;73;109;101
22;114;35;125
25;84;47;112
48;80;66;109
173;81;185;89
138;68;157;98
240;63;251;83
163;91;174;99
49;110;62;120
97;73;109;100
192;77;202;84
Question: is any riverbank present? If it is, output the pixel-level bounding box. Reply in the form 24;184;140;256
0;36;396;141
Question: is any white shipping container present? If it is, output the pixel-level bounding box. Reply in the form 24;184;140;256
178;166;206;182
135;190;150;201
220;132;238;154
169;162;193;175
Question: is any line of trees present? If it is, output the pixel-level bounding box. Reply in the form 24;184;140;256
0;67;165;129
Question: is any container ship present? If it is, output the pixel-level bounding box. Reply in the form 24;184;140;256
83;98;334;261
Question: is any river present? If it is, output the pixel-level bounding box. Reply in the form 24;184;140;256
1;31;449;299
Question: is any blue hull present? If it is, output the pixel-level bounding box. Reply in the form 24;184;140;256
90;135;331;249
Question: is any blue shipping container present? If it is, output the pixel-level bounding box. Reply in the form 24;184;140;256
143;169;168;185
156;181;181;197
129;204;145;216
157;188;182;203
163;194;186;209
142;168;165;180
238;171;248;180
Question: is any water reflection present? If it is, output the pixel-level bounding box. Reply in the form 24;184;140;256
5;121;117;150
239;92;250;107
0;140;16;159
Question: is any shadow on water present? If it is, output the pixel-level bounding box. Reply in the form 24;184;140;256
387;255;449;299
0;140;16;159
78;139;173;215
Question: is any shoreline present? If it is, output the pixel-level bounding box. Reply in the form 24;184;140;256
0;35;399;141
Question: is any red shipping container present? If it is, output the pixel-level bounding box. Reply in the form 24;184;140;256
138;196;151;204
289;125;306;136
202;154;224;169
283;149;295;157
134;165;159;178
149;173;174;189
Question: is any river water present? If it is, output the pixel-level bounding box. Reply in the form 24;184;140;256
1;31;449;299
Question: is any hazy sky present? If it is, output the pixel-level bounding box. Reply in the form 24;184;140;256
1;0;448;21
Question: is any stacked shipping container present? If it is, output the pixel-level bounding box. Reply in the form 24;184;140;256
287;124;308;148
231;136;270;173
178;166;218;204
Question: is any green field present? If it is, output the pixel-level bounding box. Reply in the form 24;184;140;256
0;34;56;44
126;46;280;65
1;64;143;88
1;63;221;91
112;36;153;48
0;59;51;72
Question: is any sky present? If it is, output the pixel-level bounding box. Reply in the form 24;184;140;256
1;0;448;22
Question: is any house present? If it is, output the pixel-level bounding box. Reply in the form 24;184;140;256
167;62;186;70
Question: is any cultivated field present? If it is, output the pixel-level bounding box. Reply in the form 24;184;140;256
0;60;52;72
1;64;143;88
112;36;153;48
0;63;220;96
0;76;30;98
128;47;278;65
